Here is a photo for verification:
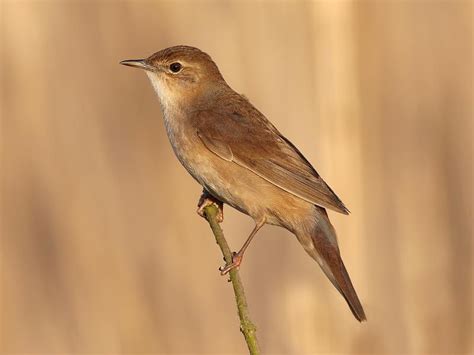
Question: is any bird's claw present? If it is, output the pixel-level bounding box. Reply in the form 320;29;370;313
197;193;224;222
219;252;243;275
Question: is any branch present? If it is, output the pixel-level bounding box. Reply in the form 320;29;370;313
203;205;261;355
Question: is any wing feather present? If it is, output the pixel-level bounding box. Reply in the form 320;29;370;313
194;96;349;214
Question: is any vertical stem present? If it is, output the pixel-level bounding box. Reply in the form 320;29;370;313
203;205;260;355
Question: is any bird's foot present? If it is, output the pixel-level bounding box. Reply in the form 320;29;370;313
197;191;224;223
219;252;243;275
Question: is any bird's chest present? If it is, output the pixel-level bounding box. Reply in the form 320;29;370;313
162;110;215;182
163;112;195;163
162;111;238;200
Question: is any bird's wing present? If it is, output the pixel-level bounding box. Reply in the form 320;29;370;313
194;100;349;214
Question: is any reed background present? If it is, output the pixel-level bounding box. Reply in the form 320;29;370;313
1;0;472;354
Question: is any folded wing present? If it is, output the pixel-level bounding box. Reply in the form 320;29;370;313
194;99;349;214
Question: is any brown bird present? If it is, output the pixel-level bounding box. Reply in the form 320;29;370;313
120;45;366;322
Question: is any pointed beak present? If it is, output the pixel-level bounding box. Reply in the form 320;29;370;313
120;59;155;71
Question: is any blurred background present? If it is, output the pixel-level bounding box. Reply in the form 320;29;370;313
1;0;472;354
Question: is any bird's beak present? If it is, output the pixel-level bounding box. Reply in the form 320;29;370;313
120;59;155;71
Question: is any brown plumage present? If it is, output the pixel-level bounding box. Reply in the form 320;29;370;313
120;45;366;322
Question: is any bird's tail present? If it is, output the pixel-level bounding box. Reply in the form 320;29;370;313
297;210;366;322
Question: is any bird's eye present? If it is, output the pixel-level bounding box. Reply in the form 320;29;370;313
169;62;182;73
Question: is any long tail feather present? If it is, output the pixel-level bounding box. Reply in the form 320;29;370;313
298;210;366;321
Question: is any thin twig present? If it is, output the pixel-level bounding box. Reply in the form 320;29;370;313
203;205;260;355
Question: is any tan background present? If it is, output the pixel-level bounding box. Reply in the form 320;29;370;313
1;0;472;354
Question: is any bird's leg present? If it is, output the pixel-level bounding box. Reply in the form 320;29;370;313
219;218;266;275
197;189;224;223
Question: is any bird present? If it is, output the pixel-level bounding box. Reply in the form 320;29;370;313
120;45;366;322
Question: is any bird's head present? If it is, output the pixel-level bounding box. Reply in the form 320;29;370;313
120;45;225;110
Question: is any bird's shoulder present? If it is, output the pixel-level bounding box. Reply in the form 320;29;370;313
193;90;278;137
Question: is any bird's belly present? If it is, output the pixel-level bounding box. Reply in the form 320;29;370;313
182;148;254;212
172;138;262;215
177;144;300;226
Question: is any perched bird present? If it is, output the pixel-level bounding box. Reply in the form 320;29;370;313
120;45;366;321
